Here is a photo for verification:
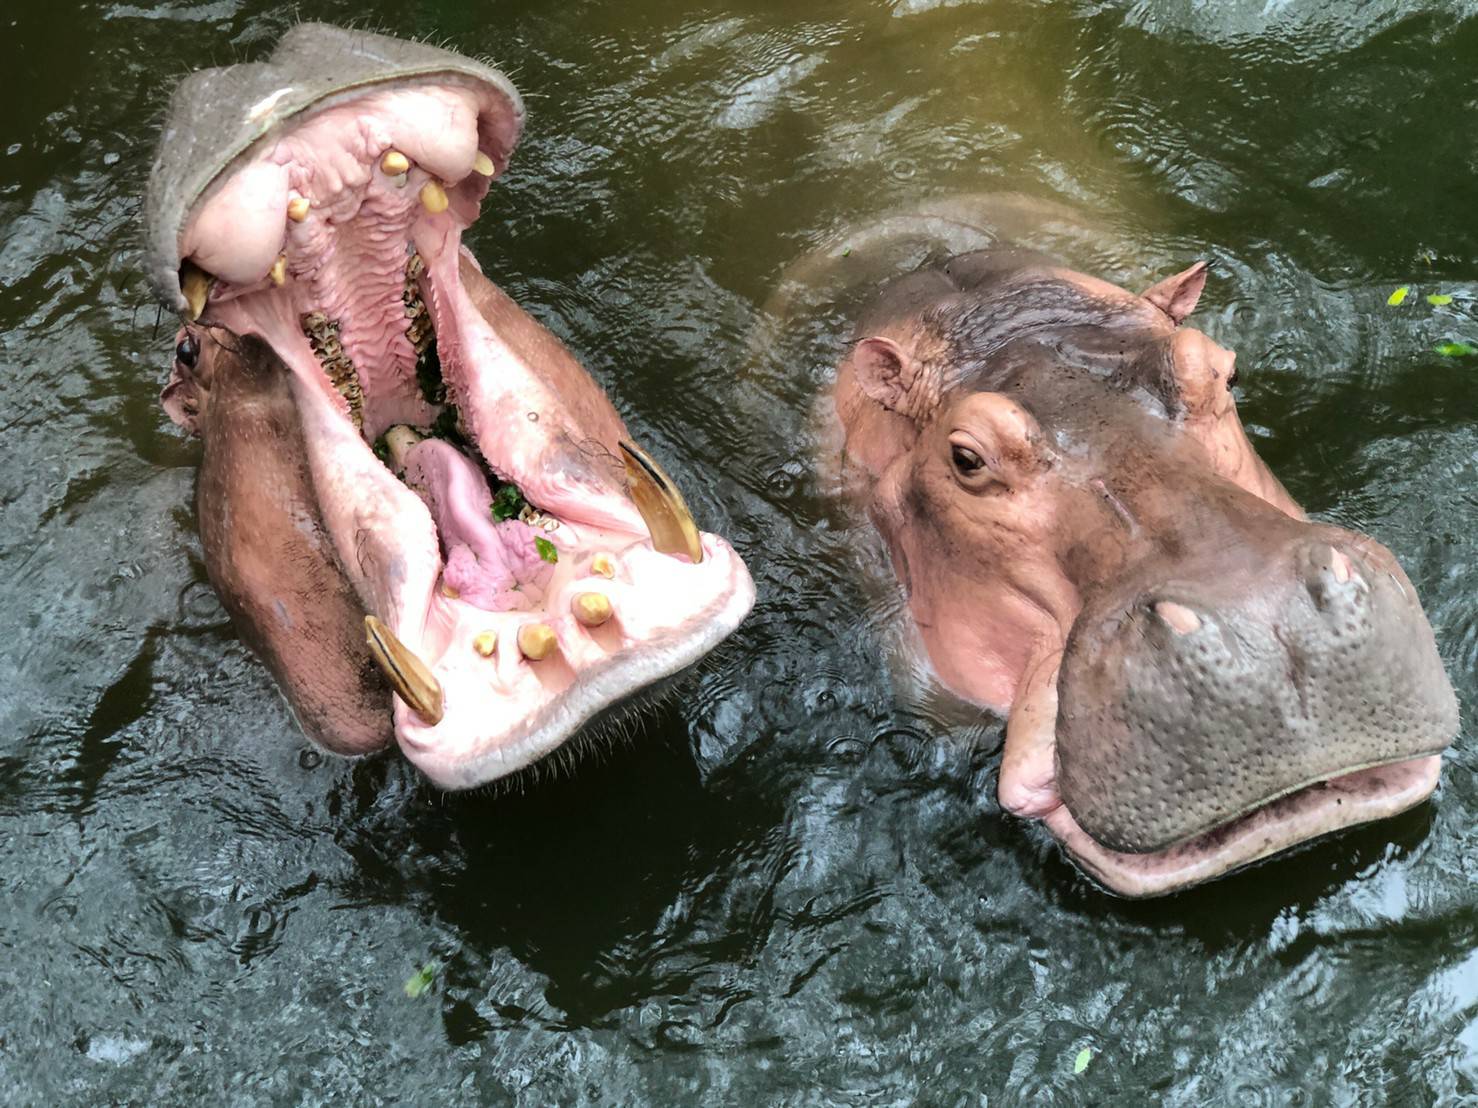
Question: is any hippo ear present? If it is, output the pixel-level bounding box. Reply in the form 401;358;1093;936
1141;261;1209;325
161;366;202;436
851;336;935;420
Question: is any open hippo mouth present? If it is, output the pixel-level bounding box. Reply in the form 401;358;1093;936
144;25;754;787
835;247;1459;896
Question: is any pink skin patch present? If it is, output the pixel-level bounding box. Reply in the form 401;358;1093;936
1153;600;1201;634
172;78;754;787
1330;546;1353;584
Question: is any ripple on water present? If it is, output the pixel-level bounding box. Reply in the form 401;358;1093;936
3;0;1478;1103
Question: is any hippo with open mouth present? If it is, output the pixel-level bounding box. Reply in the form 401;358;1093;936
835;248;1459;896
144;25;754;787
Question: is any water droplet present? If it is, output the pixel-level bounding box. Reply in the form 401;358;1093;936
826;734;869;761
179;581;225;625
242;904;277;937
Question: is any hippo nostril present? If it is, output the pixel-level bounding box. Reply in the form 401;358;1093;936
1329;546;1353;584
1153;600;1201;635
1307;544;1368;613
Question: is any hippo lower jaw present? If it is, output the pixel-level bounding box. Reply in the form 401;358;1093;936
1041;756;1441;898
149;26;754;787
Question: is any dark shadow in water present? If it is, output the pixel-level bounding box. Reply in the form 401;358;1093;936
328;693;785;1030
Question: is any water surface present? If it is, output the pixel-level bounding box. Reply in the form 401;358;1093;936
2;0;1476;1102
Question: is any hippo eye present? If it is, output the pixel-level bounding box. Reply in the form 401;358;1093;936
948;433;1008;492
176;333;200;370
951;444;985;473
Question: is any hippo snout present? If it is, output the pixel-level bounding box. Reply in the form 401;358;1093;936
1054;535;1459;855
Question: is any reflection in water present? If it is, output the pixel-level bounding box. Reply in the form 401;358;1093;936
0;0;1475;1102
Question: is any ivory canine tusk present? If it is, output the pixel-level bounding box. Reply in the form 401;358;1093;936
619;440;703;563
364;615;444;725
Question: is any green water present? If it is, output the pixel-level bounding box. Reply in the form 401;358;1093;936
2;1;1476;1103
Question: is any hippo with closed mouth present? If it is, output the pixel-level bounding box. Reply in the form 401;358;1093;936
834;247;1459;897
144;25;754;787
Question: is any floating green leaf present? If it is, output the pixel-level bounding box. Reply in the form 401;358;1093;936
1387;286;1410;306
491;483;528;522
1073;1048;1092;1075
1434;341;1476;357
535;536;558;564
841;246;852;257
1427;293;1454;306
372;434;393;466
403;960;439;998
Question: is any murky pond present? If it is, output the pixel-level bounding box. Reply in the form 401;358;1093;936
2;0;1476;1102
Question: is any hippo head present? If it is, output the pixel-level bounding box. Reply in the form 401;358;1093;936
835;248;1458;896
145;25;753;787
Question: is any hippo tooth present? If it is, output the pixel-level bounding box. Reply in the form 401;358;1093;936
383;425;422;471
419;180;449;214
517;623;558;661
380;149;411;176
590;552;616;579
364;615;444;725
441;582;460;600
286;196;311;223
179;260;214;321
472;630;498;658
268;254;287;287
473;152;495;177
571;592;613;628
618;440;703;564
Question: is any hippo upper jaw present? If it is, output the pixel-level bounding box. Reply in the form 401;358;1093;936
148;25;754;786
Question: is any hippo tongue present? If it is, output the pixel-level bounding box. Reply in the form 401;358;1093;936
396;436;554;613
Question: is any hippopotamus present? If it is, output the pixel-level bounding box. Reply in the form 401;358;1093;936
834;248;1459;896
144;25;754;787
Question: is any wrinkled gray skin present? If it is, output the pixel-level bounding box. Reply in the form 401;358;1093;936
1052;414;1457;854
837;247;1459;887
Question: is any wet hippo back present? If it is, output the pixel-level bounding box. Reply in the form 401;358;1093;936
193;332;390;753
